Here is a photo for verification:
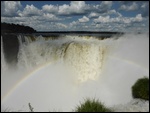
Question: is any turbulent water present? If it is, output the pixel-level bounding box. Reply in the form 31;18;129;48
1;33;149;112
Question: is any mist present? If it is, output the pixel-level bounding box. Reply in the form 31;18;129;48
1;33;149;112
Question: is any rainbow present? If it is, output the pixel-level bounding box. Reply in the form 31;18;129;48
111;56;149;73
2;56;149;103
1;61;54;102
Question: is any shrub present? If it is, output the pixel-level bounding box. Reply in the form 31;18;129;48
74;98;112;112
132;77;149;100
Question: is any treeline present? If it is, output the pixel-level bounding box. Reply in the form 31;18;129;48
37;31;124;34
1;22;36;33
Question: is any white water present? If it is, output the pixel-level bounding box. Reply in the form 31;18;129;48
1;33;149;112
1;36;7;74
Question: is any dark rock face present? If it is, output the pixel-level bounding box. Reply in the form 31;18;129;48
2;34;19;64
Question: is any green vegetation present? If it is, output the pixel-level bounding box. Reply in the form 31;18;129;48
1;22;36;33
74;98;112;112
2;77;149;112
132;77;149;100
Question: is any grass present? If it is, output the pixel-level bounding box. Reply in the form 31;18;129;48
132;77;149;100
2;108;23;112
74;98;112;112
28;103;34;112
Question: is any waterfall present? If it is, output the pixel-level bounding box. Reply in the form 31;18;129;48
1;36;8;74
16;35;107;82
1;33;149;112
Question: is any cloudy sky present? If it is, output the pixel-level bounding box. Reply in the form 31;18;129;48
1;1;149;32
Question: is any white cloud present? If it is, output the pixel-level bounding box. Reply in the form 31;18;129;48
69;20;91;30
1;1;22;17
1;1;148;32
56;23;67;29
19;4;42;17
122;18;131;24
58;4;70;15
140;2;149;17
1;16;39;29
58;1;89;15
1;13;62;31
96;24;102;28
101;1;112;8
88;12;99;18
141;2;147;9
39;22;67;31
79;16;89;23
122;14;143;23
70;1;87;11
120;2;138;11
58;1;113;16
94;14;143;24
108;9;122;17
70;21;78;26
94;16;110;23
133;14;143;22
43;13;60;21
42;4;58;13
96;1;112;13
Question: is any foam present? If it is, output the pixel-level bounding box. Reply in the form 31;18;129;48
1;33;149;112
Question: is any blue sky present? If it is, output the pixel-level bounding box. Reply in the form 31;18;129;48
1;1;149;32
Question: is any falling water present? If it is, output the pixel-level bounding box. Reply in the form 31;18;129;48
1;33;149;112
1;36;7;74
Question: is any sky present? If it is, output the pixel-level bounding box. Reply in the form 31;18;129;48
1;1;149;32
